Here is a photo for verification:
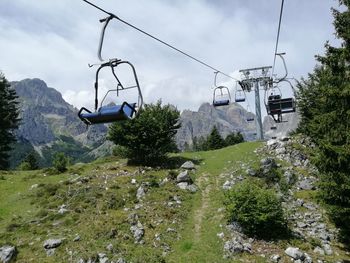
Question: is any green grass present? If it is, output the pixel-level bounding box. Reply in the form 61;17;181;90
167;142;262;263
1;141;349;262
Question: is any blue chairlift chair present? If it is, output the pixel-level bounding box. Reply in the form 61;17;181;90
78;59;143;125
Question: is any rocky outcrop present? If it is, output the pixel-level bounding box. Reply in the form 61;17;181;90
9;78;108;167
176;103;256;150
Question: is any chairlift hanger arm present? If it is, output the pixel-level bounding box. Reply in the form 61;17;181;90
274;53;288;83
81;0;238;81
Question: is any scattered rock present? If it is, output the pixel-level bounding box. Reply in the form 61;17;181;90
131;178;137;184
0;246;16;263
304;253;313;263
176;170;191;183
298;177;316;190
313;246;325;256
284;247;305;260
45;248;56;256
224;238;244;255
98;253;108;263
180;161;196;170
270;254;281;262
136;186;146;200
186;184;198;193
130;222;144;243
43;239;62;249
73;235;81;242
116;258;127;263
177;182;189;190
322;243;333;255
222;180;234;190
246;168;257;177
58;204;68;214
106;243;113;251
217;232;224;239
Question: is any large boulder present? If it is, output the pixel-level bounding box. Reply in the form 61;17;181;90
0;246;16;263
180;161;196;170
176;170;191;183
284;247;305;260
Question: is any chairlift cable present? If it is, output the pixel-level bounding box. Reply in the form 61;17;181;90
81;0;238;81
271;0;285;77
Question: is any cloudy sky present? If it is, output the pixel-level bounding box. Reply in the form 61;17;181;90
0;0;340;113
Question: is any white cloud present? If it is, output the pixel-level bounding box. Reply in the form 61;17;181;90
0;0;338;114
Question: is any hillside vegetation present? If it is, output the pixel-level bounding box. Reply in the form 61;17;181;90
1;140;349;262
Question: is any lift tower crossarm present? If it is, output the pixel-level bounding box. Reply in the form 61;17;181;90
239;66;273;141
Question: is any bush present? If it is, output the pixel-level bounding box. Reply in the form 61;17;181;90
225;180;287;238
52;152;68;173
18;151;39;170
108;101;180;166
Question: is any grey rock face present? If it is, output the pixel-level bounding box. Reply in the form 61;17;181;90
176;103;256;150
186;184;198;193
180;161;195;170
0;246;16;263
176;170;191;183
284;247;305;260
43;239;62;249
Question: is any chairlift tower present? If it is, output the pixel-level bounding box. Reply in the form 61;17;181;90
239;66;272;140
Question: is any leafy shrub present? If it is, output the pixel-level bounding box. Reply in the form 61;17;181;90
108;101;180;166
18;151;39;170
52;152;68;172
112;145;129;159
225;180;287;238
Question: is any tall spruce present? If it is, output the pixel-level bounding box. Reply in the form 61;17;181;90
296;0;350;242
0;73;20;170
207;126;225;150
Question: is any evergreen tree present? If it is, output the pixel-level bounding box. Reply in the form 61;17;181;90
207;126;225;150
108;101;180;165
0;73;20;170
19;151;39;170
296;0;350;242
225;131;244;146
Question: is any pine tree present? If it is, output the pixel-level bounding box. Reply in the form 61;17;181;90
296;0;350;242
207;126;225;150
225;131;244;146
0;73;20;170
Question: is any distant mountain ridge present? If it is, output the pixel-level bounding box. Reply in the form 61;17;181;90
176;102;257;150
10;78;108;168
9;78;299;167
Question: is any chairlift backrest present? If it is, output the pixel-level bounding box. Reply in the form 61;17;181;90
78;59;143;125
213;86;231;107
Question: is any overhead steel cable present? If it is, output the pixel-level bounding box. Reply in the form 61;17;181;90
81;0;239;81
271;0;285;77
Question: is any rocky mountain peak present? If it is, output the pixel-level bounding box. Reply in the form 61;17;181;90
13;78;68;108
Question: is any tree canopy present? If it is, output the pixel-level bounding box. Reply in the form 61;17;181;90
296;0;350;242
0;73;20;170
108;101;180;165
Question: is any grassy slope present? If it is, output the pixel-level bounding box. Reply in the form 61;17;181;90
2;141;348;262
168;142;262;263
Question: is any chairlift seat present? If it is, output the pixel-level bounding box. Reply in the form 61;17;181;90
213;99;230;107
235;98;246;103
246;117;254;122
79;102;136;125
267;97;296;114
271;126;277;130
